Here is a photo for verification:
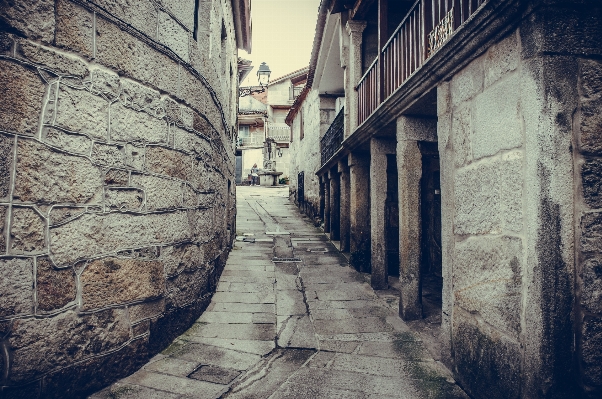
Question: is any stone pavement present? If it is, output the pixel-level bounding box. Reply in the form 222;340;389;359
90;186;468;399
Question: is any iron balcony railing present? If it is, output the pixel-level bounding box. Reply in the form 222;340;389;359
267;125;291;142
320;107;345;166
357;0;486;125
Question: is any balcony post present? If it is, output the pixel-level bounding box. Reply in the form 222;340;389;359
378;0;388;103
345;20;367;137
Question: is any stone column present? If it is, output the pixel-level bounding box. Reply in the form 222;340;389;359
349;152;371;272
396;116;437;320
323;174;331;233
339;159;351;252
370;138;396;290
329;168;341;241
345;20;367;138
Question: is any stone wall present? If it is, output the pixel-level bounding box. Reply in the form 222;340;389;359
438;2;602;397
0;0;238;397
289;90;324;219
575;20;602;399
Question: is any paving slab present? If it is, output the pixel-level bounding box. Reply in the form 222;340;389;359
88;186;467;399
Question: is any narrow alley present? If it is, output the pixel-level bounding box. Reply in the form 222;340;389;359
90;187;468;399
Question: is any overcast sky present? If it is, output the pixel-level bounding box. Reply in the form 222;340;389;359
240;0;321;86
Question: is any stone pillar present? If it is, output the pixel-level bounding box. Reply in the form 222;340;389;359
396;116;437;320
329;168;341;241
345;20;367;137
323;174;331;233
349;152;371;272
339;159;351;252
370;138;396;289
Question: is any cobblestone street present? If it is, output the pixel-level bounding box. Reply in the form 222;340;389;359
90;186;468;399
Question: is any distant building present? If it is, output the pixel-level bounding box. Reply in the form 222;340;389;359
287;0;602;398
237;67;308;185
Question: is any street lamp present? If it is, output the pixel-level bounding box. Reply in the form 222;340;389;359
239;62;271;97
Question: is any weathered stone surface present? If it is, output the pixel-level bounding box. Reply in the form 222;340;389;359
95;0;158;39
10;206;46;254
188;208;215;242
451;56;483;106
189;365;241;385
580;97;602;156
36;256;76;312
173;125;211;155
454;236;522;337
92;142;126;167
454;151;523;235
44;127;92;155
120;79;164;116
105;187;144;212
81;257;164;310
162;242;204;277
49;206;86;226
473;73;522;160
452;310;521;399
452;102;471;167
54;85;109;141
183;184;199;208
158;11;190;62
89;69;121;99
582;258;602;314
179;70;212;114
581;59;602;101
95;16;180;96
0;0;55;43
0;60;46;136
582;316;602;387
166;266;212;309
145;146;193;180
129;299;166;324
160;0;196;31
14;139;103;204
124;143;145;170
0;257;34;318
44;336;150;398
50;211;191;266
9;309;130;383
0;133;14;200
130;174;182;211
105;169;129;186
0;205;6;253
111;103;168;144
484;32;519;88
56;0;94;58
583;159;602;208
581;212;602;253
18;40;88;77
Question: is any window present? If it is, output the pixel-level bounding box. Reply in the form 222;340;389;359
239;125;250;137
299;111;304;140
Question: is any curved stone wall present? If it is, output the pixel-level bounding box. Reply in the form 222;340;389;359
0;0;237;397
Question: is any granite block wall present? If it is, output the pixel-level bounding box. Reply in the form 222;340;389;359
437;2;602;397
0;0;237;397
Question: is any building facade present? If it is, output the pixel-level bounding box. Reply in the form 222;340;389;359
0;0;249;397
288;0;602;398
236;67;307;185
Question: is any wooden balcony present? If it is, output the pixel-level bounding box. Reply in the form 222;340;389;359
357;0;486;125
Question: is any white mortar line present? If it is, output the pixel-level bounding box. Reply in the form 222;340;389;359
93;11;97;59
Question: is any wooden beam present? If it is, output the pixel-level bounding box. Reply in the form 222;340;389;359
350;0;376;19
